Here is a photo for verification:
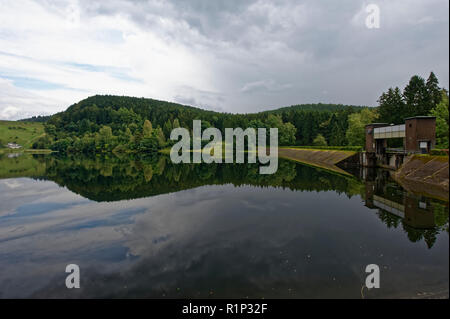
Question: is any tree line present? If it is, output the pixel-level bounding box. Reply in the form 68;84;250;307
31;71;448;152
35;96;364;152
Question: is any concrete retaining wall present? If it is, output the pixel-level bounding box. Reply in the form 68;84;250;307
393;155;449;201
278;148;357;175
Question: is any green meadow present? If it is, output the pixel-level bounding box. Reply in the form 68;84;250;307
0;121;45;149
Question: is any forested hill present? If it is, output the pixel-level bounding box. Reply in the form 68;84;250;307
56;94;364;120
43;94;365;152
23;72;449;153
262;103;365;113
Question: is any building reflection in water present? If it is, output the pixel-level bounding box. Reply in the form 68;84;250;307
355;167;448;248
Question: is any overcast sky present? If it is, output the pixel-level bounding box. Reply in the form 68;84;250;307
0;0;448;120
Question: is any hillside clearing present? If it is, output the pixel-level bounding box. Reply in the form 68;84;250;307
0;121;45;149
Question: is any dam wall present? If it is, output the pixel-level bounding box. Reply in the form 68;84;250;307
279;148;449;201
393;155;449;201
278;148;357;175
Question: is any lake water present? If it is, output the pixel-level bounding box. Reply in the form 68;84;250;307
0;153;448;298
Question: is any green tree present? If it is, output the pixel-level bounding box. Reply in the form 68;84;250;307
99;125;113;141
430;91;449;148
312;134;327;147
280;122;297;145
95;125;115;150
44;124;57;137
163;119;173;137
403;75;428;117
138;137;159;152
378;87;406;124
346;108;378;146
143;120;153;138
32;135;52;149
155;127;166;147
125;127;132;140
266;114;296;145
426;72;441;111
79;119;91;134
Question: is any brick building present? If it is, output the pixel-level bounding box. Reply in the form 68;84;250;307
365;116;436;154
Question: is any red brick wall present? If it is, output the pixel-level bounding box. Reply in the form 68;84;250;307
365;126;375;152
365;124;388;152
405;118;436;152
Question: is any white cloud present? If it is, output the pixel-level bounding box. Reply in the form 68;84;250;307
0;0;216;119
0;106;20;119
2;180;22;189
240;79;292;94
0;0;448;119
0;78;67;119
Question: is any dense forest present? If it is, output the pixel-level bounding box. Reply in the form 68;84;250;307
30;71;448;153
36;96;365;153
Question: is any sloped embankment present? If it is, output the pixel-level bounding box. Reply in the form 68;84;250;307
278;148;356;175
393;155;449;201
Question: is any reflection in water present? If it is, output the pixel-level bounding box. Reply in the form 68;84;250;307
0;153;448;298
359;167;448;249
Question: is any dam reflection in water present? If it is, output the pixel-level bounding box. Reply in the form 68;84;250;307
0;154;447;298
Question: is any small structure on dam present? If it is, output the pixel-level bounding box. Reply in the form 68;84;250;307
362;116;436;169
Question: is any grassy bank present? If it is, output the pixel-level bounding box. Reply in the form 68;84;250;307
0;120;45;149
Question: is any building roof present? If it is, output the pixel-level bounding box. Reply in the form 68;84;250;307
404;116;436;120
7;142;22;148
365;123;388;127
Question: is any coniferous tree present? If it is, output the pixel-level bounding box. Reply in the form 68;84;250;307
426;71;441;112
143;120;153;138
163;119;173;137
378;87;406;124
403;75;428;117
155;127;166;147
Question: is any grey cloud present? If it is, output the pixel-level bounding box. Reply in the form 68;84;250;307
2;0;449;116
240;79;293;94
173;86;227;112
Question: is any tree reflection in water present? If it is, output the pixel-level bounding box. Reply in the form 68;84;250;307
0;152;448;248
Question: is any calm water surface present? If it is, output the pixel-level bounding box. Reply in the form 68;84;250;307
0;153;448;298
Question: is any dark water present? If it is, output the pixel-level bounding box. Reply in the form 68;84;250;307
0;153;448;298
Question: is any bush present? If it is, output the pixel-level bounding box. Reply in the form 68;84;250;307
312;134;327;147
32;135;52;149
430;149;449;156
